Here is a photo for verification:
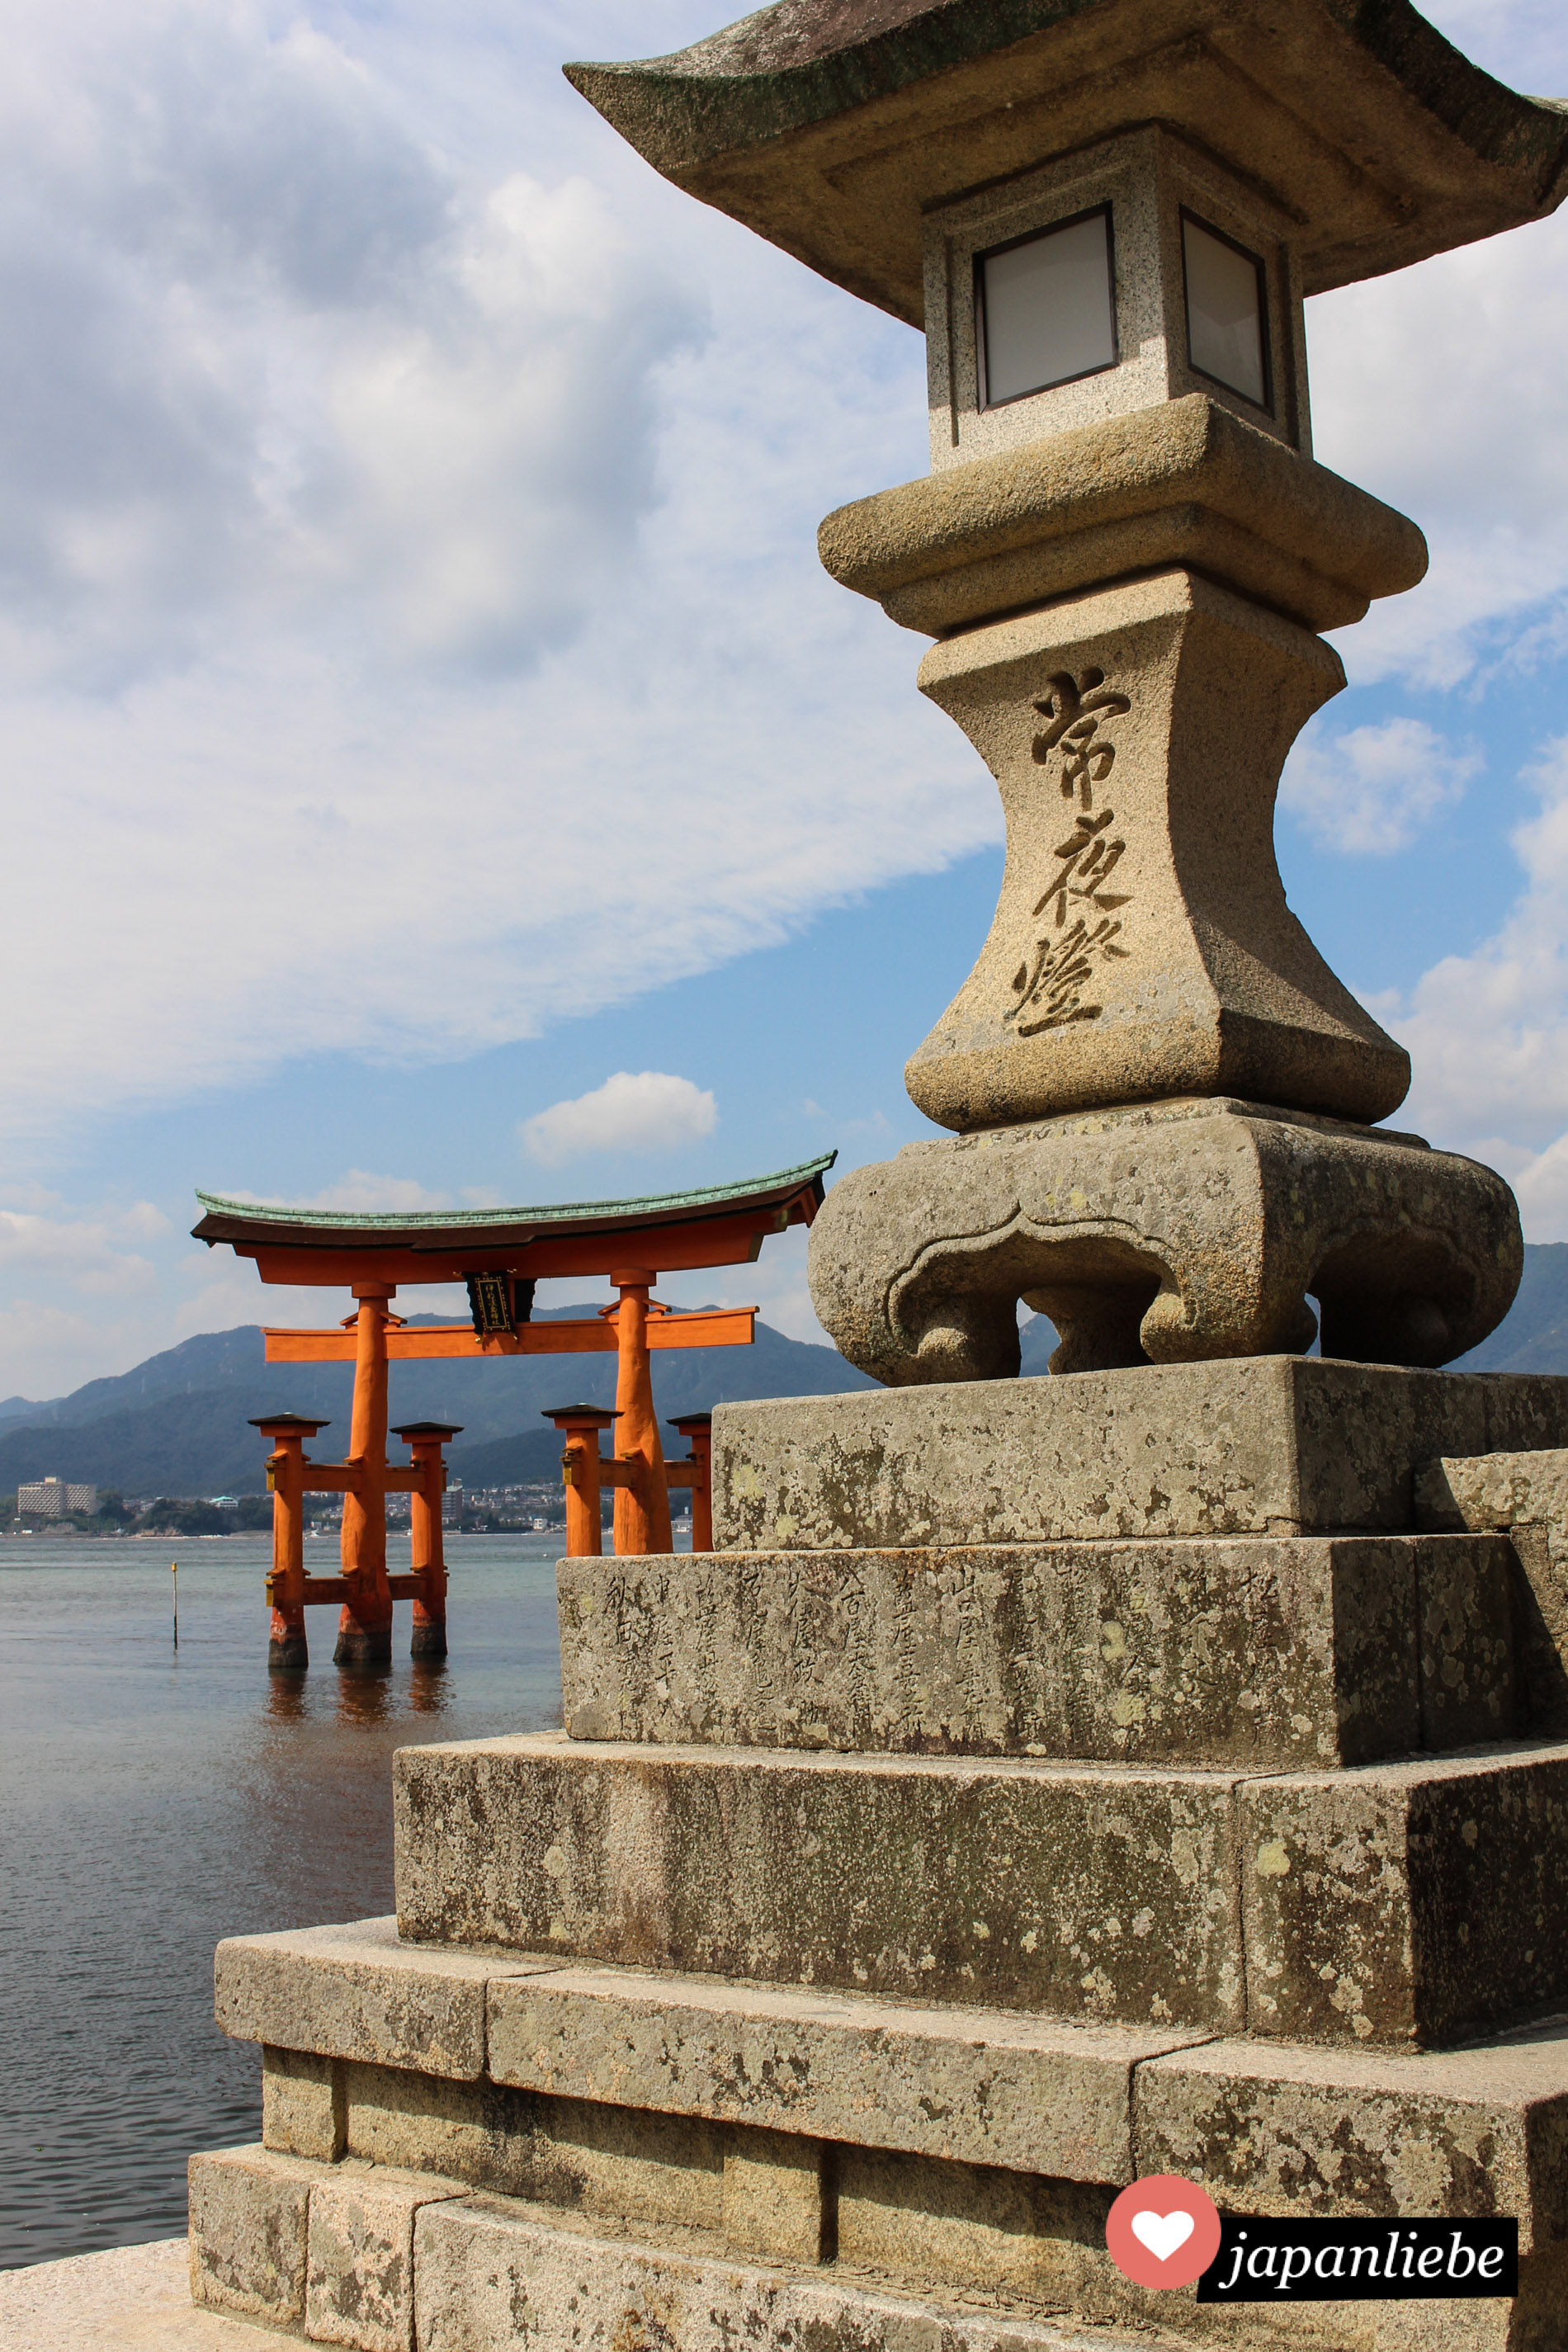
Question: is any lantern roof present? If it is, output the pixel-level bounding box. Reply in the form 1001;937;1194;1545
565;0;1568;324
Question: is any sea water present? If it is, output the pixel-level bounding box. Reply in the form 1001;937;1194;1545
0;1532;578;2269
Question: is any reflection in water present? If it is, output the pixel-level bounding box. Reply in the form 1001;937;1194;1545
266;1674;309;1726
334;1667;394;1726
0;1534;563;2269
408;1660;451;1717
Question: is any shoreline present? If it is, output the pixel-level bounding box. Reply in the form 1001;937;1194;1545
0;2236;272;2350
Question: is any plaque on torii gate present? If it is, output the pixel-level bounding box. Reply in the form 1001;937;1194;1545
192;1155;833;1669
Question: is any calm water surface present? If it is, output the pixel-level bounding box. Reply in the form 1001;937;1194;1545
0;1533;571;2269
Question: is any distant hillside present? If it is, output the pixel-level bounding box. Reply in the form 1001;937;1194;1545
2;1244;1560;1500
1452;1243;1568;1374
1020;1243;1568;1380
0;1309;878;1498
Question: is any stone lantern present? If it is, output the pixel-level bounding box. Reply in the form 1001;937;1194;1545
569;0;1568;1386
180;19;1568;2352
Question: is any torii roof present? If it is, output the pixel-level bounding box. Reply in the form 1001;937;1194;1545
565;0;1568;323
192;1155;835;1285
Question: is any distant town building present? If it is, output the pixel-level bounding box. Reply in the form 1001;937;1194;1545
17;1476;97;1517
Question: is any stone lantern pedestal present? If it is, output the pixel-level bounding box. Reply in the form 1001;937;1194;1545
191;1358;1568;2351
186;6;1568;2347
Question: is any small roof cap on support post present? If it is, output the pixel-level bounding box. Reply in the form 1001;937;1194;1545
668;1411;714;1435
249;1412;331;1437
393;1420;465;1441
542;1403;618;1429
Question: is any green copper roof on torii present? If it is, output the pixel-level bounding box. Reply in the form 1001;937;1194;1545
191;1154;836;1249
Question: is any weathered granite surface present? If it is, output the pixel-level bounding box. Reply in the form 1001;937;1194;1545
487;1966;1204;2186
262;2045;345;2164
393;1732;1568;2047
411;2181;1567;2352
1136;2023;1568;2254
410;2194;1152;2352
564;0;1568;319
1238;1745;1568;2045
1420;1448;1568;1731
819;395;1422;634
201;1927;1568;2348
711;1359;1568;1551
892;578;1408;1134
220;1945;1568;2260
0;2237;271;2352
215;1915;560;2081
305;2164;459;2352
187;2144;322;2326
808;1103;1521;1380
394;1735;1248;2033
559;1533;1516;1766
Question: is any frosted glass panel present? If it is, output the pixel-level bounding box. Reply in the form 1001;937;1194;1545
980;210;1117;406
1183;215;1268;408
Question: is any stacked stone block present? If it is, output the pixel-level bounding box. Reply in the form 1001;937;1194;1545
192;1361;1568;2350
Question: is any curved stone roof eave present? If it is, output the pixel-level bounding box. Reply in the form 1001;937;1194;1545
564;0;1568;319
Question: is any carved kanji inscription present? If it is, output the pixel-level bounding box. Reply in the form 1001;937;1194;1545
1008;667;1132;1037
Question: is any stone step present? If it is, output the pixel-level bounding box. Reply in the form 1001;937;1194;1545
710;1358;1568;1552
188;2146;1190;2352
410;2197;1174;2352
207;1920;1568;2348
1419;1448;1568;1731
216;1916;1211;2187
393;1733;1568;2047
212;1917;1568;2250
560;1533;1518;1768
187;2133;1568;2352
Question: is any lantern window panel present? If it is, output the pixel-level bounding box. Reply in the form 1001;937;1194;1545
1182;211;1270;410
975;205;1118;409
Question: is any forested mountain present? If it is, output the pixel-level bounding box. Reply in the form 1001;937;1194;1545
1;1246;1561;1499
0;1308;877;1497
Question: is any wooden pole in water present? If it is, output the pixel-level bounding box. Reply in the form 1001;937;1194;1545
171;1560;178;1651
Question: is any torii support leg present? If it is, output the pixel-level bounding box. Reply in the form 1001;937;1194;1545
267;1433;309;1670
336;1285;394;1669
408;1435;449;1660
612;1268;673;1558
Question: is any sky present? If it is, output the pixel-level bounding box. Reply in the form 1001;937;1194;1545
2;0;1568;1400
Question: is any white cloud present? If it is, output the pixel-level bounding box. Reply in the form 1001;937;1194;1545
1380;739;1568;1221
521;1071;717;1167
1511;1134;1568;1243
3;0;1561;1200
295;1170;449;1214
0;0;991;1164
1280;717;1481;853
1308;207;1568;689
0;2;700;688
1286;3;1568;688
0;1203;166;1296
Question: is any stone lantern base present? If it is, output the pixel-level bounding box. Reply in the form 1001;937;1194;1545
190;1359;1568;2352
806;1098;1523;1386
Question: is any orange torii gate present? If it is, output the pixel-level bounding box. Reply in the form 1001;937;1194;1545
192;1155;833;1670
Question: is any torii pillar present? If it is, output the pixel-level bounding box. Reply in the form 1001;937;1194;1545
337;1282;394;1668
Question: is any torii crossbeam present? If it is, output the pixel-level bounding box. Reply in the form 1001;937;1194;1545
192;1155;834;1670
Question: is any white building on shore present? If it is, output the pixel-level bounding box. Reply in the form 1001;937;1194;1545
17;1476;97;1517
